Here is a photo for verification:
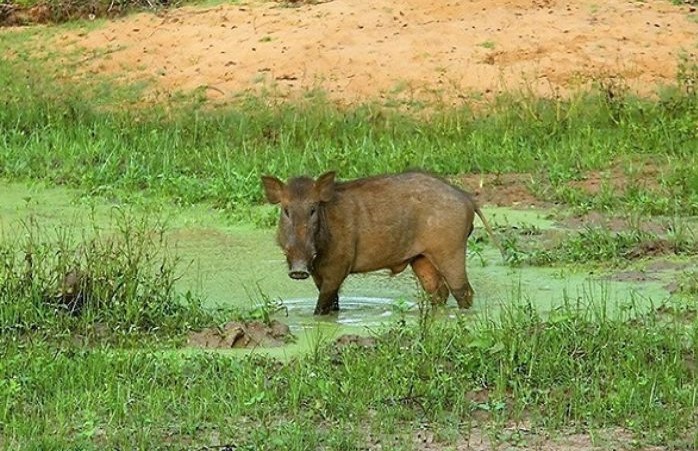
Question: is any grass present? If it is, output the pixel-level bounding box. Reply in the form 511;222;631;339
0;295;695;449
676;270;698;296
0;40;696;223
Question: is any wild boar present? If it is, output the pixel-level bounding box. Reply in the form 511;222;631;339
261;171;500;315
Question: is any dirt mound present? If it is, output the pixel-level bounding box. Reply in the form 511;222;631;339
36;0;698;104
624;238;674;260
187;319;293;348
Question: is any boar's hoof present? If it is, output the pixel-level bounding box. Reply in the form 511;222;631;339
314;304;333;315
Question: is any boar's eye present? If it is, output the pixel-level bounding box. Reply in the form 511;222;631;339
310;206;317;217
283;208;289;218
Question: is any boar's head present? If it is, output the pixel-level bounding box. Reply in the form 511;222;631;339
261;171;335;280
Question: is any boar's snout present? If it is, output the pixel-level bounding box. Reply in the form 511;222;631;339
288;262;311;280
289;269;310;280
286;249;316;280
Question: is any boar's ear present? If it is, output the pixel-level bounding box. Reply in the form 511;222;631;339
261;176;285;205
315;171;336;203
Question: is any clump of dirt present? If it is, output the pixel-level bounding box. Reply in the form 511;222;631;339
329;334;377;364
333;334;377;349
20;0;698;104
187;319;293;348
362;420;670;451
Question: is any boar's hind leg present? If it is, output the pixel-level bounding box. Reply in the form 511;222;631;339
437;251;475;309
411;256;449;305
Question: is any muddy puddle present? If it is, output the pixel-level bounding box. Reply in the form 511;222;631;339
1;181;694;357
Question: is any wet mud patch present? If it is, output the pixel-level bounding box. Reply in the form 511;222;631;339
664;268;698;295
601;270;660;283
645;260;694;272
602;258;696;285
187;319;293;349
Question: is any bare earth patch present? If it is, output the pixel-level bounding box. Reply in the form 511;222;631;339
34;0;698;104
555;211;670;235
372;425;668;451
459;173;547;208
567;160;666;196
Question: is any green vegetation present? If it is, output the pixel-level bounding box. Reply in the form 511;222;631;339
676;270;698;296
1;297;695;449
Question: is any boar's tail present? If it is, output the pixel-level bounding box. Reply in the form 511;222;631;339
473;204;506;261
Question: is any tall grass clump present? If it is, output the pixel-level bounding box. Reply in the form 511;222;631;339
0;48;697;216
0;210;221;339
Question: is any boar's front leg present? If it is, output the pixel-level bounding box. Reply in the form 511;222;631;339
312;272;344;315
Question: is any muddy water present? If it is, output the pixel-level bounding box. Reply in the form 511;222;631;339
0;181;687;356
